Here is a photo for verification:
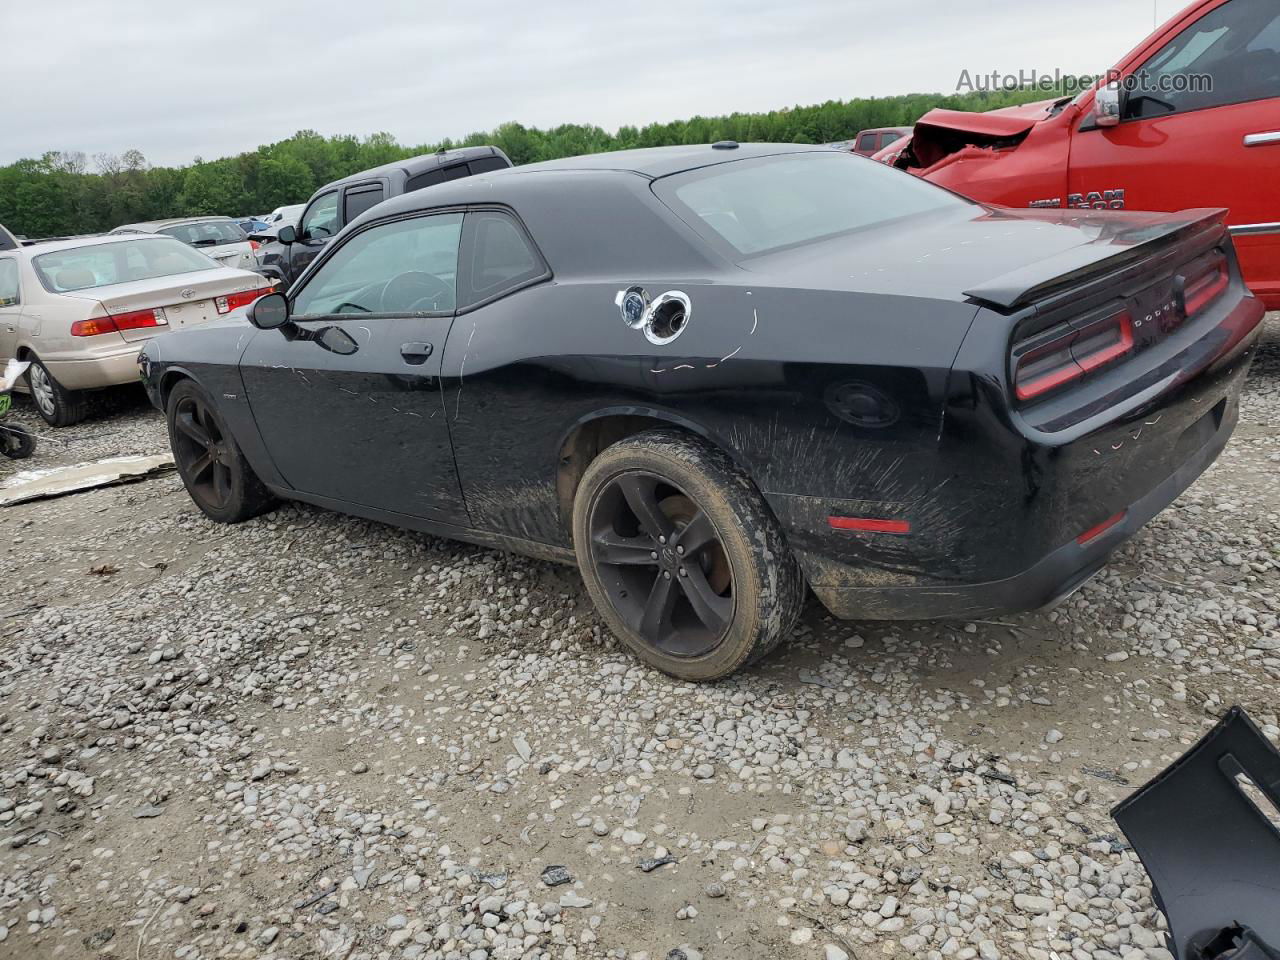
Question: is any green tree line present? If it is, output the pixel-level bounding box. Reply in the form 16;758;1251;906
0;85;1073;238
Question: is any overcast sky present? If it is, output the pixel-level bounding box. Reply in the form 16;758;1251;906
2;0;1179;168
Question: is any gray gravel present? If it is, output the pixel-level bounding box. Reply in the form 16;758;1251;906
0;317;1277;960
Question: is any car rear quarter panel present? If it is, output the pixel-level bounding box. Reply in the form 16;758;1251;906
442;276;978;547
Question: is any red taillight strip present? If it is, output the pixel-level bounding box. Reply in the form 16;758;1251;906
1076;312;1134;373
215;286;275;315
70;307;167;337
1184;262;1228;317
828;516;911;535
1015;361;1083;401
1076;510;1126;546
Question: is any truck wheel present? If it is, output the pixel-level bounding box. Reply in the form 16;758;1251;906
573;429;805;681
166;379;275;523
26;357;89;427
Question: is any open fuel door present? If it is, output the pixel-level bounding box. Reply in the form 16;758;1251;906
1114;707;1280;960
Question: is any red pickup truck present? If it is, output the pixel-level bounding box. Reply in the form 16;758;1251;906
877;0;1279;309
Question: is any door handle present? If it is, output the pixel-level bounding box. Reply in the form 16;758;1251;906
1244;131;1280;147
400;341;433;365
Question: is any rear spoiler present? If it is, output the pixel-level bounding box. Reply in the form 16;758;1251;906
964;208;1230;311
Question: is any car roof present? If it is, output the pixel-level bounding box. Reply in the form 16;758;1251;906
113;216;236;232
19;233;175;256
318;146;508;192
512;142;828;179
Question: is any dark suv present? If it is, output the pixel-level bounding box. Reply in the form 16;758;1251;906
256;146;512;288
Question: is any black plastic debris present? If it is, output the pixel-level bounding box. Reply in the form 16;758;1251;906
1113;706;1280;960
540;865;573;887
1083;765;1131;785
637;855;677;873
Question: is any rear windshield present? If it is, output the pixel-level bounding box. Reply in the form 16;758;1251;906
158;220;247;247
655;152;968;258
34;238;216;292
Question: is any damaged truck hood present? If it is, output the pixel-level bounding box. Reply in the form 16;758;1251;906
913;99;1057;140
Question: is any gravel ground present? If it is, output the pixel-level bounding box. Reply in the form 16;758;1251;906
0;317;1277;960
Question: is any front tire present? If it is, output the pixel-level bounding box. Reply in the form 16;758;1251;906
26;357;89;427
166;379;274;523
572;429;805;681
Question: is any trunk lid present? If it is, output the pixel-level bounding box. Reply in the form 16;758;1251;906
64;268;266;342
741;205;1228;308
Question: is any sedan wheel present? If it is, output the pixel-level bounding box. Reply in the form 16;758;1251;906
573;429;806;681
165;379;274;524
25;358;89;427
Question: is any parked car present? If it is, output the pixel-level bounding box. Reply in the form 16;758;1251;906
1;233;272;425
139;143;1264;680
851;127;911;156
263;204;305;226
254;146;512;289
235;218;272;236
110;217;260;272
875;0;1279;309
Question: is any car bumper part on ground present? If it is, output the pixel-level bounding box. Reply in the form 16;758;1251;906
44;348;142;391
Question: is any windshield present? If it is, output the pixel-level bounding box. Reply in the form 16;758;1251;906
34;238;217;292
158;220;247;247
655;152;968;258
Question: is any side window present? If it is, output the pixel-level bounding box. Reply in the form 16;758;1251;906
880;132;903;149
291;213;463;318
343;184;386;223
459;211;548;308
0;259;19;307
468;156;510;175
1126;0;1280;118
299;192;340;241
404;164;470;194
856;133;879;152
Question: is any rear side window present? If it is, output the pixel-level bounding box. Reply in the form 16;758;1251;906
881;132;903;149
404;163;471;194
0;258;18;306
468;156;510;175
856;133;879;152
159;220;246;247
343;184;386;223
459;211;548;308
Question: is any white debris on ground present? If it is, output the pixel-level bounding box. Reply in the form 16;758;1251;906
0;317;1277;960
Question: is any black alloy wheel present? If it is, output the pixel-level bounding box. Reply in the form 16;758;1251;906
588;470;734;658
172;393;236;512
165;379;274;524
572;429;806;681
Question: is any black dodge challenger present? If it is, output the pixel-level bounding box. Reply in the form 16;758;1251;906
138;143;1265;680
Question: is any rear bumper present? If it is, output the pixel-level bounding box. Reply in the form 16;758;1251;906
45;349;141;391
807;390;1235;619
789;292;1265;621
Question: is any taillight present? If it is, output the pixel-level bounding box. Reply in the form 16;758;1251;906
215;286;274;315
1012;309;1133;403
1184;256;1228;317
70;308;167;337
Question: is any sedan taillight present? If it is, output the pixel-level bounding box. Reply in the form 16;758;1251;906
1012;308;1133;403
215;286;274;314
1184;256;1228;317
71;308;168;337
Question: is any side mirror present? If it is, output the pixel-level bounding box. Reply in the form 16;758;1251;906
247;292;289;329
277;225;297;244
1094;84;1123;128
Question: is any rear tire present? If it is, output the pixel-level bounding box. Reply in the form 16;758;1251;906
572;429;805;681
166;379;275;523
26;357;89;427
